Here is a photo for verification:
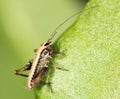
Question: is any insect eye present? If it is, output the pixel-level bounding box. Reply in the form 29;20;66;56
43;50;48;55
44;42;50;46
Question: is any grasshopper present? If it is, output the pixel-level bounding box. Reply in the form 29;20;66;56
14;6;97;89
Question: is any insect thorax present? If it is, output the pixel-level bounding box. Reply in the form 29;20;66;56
40;42;53;57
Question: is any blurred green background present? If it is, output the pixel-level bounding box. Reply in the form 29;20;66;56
0;0;87;99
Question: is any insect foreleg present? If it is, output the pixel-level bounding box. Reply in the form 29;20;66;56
52;49;66;58
33;49;37;53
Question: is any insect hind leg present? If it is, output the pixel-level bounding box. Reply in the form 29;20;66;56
14;59;33;77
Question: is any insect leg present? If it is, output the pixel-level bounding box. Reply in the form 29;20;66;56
33;49;37;53
41;82;53;92
52;52;63;58
50;61;68;71
52;49;66;58
14;59;33;77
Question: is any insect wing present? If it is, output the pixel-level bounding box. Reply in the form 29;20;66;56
29;67;49;88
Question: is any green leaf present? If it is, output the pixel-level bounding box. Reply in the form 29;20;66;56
34;0;120;99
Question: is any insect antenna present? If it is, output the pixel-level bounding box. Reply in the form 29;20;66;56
47;5;98;43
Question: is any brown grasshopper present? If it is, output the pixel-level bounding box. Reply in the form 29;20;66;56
14;6;97;89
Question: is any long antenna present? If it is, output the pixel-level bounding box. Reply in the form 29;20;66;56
47;6;98;42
